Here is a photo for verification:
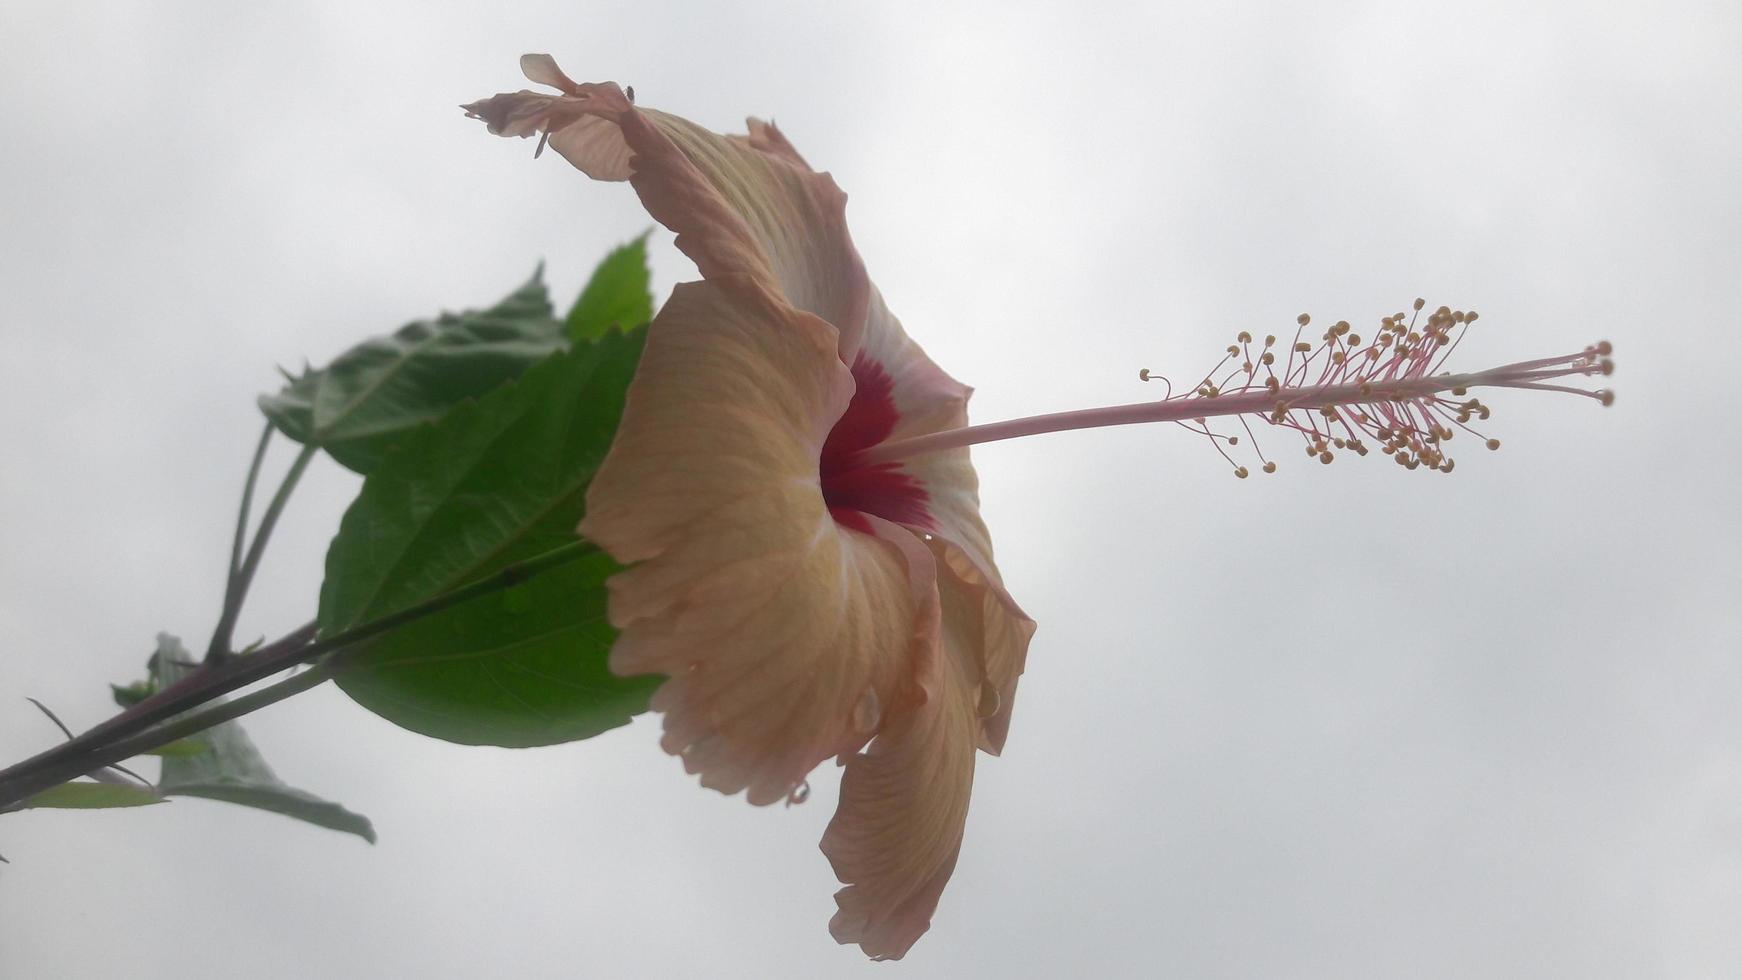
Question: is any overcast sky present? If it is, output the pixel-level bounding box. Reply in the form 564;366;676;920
2;2;1739;977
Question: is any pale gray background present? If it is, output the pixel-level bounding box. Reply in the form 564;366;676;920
2;2;1739;978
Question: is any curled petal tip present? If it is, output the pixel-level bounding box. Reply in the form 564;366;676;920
520;52;579;93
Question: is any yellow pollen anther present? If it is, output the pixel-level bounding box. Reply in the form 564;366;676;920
1119;301;1614;486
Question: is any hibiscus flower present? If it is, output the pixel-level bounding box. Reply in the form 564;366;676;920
467;54;1035;960
465;54;1614;960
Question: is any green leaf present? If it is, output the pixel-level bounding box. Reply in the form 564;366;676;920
259;267;567;474
323;331;658;747
566;234;654;342
152;635;376;843
18;782;164;810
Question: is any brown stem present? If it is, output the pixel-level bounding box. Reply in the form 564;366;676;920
0;538;601;810
0;622;319;808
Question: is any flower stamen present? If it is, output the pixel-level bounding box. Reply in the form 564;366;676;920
856;302;1614;476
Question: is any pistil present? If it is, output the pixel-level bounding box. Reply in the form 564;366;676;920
858;301;1614;476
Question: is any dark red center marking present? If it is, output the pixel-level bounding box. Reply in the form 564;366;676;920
820;355;933;534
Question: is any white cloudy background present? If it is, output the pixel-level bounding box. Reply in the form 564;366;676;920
2;2;1739;977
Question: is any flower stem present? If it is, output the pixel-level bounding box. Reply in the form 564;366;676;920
205;439;317;663
0;538;602;811
89;661;341;791
228;423;275;580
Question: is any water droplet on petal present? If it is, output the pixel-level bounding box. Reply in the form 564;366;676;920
785;780;811;807
852;687;881;735
977;684;1002;719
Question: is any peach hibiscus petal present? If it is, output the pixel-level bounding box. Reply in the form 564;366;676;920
581;279;922;805
517;53;577;92
928;536;1035;755
821;573;987;961
743;117;812;169
465;55;865;339
842;287;1037;752
633;110;870;344
461;56;636;181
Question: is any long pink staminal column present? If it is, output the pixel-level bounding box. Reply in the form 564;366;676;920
861;302;1614;475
